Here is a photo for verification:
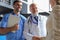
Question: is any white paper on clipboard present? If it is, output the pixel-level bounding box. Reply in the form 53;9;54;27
7;14;20;27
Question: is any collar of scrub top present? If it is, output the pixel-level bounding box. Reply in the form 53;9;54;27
30;13;38;25
12;12;20;17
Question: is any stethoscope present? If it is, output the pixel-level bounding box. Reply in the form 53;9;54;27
30;15;38;25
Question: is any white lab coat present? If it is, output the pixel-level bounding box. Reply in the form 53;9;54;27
23;14;47;40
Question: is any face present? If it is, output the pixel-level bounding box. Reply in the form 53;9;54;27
30;4;38;14
50;0;56;7
13;2;22;12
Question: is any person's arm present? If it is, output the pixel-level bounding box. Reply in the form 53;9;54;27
0;24;18;34
46;14;53;40
0;14;18;34
40;16;47;37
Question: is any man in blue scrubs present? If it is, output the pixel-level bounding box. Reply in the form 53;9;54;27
0;0;26;40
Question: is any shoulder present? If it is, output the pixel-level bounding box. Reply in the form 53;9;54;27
2;14;11;19
1;12;14;21
39;15;47;21
3;12;12;17
47;14;53;23
20;14;26;21
27;15;32;20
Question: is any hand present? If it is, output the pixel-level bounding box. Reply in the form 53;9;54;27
32;36;41;40
11;24;19;31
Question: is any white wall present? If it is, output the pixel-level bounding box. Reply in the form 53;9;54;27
27;0;50;13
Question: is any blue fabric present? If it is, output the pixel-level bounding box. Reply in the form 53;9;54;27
34;16;38;22
0;14;10;28
0;12;26;40
0;35;6;40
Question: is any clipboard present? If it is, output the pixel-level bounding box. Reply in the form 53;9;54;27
7;14;20;27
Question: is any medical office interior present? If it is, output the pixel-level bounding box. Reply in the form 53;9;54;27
0;0;51;40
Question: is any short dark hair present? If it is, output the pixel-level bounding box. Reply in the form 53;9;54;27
13;0;22;5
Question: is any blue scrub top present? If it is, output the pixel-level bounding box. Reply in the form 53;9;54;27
0;12;26;40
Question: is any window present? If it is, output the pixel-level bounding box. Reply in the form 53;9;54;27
0;0;11;5
27;0;50;13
